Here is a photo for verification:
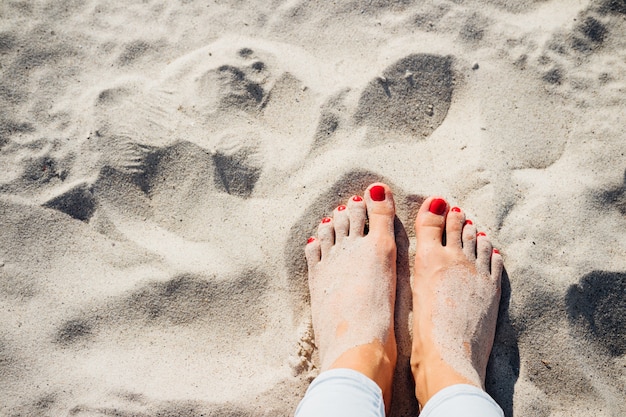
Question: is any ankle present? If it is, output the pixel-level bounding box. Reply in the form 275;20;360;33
328;338;397;410
411;351;481;407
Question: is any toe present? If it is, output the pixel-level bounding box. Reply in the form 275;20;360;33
333;204;349;241
348;194;367;237
415;196;448;246
365;183;396;236
317;217;335;256
491;249;504;283
445;206;465;249
305;236;321;267
462;219;477;261
475;232;493;276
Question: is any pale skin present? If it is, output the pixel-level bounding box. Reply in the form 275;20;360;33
305;183;503;412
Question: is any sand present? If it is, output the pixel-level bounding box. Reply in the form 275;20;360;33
1;0;625;416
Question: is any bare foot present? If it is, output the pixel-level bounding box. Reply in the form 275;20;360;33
305;183;398;410
411;197;503;408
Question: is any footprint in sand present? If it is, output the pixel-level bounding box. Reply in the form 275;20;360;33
310;54;454;156
54;270;272;347
353;53;454;138
567;270;626;357
309;53;454;155
512;1;623;95
0;131;151;222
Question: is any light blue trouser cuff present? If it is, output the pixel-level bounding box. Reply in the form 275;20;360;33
295;369;385;417
420;384;504;417
295;368;504;417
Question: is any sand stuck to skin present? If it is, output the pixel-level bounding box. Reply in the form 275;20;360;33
1;1;625;416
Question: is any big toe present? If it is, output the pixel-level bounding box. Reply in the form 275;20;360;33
415;196;448;246
365;183;396;236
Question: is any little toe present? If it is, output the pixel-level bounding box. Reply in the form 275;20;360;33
445;206;465;249
365;183;396;236
475;232;493;276
462;220;477;261
305;237;321;267
317;217;335;256
333;204;350;241
491;249;504;283
415;196;448;245
347;194;367;237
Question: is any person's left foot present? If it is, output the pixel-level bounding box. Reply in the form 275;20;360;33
305;183;398;410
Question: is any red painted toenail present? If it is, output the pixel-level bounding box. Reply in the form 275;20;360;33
321;217;332;223
429;198;447;215
477;232;486;237
464;219;473;225
370;185;385;201
493;248;500;254
451;206;461;212
353;196;363;202
337;205;347;211
307;237;315;244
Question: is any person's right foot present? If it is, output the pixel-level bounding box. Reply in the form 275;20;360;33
305;183;398;411
410;197;503;408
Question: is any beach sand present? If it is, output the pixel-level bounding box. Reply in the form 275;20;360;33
1;0;625;416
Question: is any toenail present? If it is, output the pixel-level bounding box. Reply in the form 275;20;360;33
307;237;315;244
370;185;386;201
428;198;447;215
337;205;347;211
477;232;486;237
451;206;461;212
493;248;500;254
321;217;332;224
352;196;363;202
464;219;473;225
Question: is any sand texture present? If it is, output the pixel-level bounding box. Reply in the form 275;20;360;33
1;0;625;416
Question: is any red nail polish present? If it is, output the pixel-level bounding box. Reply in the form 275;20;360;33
337;205;347;211
429;198;447;215
464;219;473;225
493;248;500;254
370;185;385;202
352;196;363;202
451;206;461;212
307;237;315;244
321;217;331;224
477;232;486;237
